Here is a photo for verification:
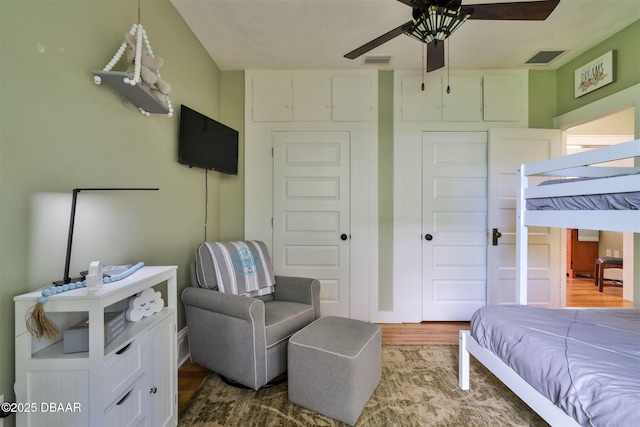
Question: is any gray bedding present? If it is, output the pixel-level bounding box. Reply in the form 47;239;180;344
526;173;640;210
470;306;640;427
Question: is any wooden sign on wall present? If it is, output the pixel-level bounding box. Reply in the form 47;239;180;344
574;50;615;98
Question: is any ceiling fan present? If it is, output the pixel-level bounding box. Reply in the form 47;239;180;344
344;0;560;72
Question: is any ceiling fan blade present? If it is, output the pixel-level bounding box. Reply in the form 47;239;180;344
468;0;559;20
426;42;445;72
344;21;414;59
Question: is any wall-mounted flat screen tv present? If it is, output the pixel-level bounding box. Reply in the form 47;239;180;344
178;105;239;175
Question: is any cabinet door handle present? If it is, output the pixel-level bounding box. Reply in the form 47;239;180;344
116;389;133;405
115;342;132;355
150;386;158;394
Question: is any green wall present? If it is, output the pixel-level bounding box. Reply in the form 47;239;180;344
219;71;246;241
528;70;557;128
555;20;640;116
529;20;639;128
0;0;229;416
378;71;394;311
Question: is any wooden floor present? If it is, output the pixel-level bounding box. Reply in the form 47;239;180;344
177;276;632;412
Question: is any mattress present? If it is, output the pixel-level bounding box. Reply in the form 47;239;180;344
526;173;640;210
470;305;640;427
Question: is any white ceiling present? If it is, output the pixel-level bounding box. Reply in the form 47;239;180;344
170;0;640;72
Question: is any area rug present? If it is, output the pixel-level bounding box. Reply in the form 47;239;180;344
179;345;548;426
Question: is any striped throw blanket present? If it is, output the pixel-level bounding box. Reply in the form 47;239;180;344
196;241;276;297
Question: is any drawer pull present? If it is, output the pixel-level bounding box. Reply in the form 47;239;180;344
150;386;158;394
116;389;133;406
115;342;132;355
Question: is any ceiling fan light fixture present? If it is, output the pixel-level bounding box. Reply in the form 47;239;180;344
407;5;472;44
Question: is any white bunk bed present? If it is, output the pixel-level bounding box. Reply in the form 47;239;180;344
459;138;640;427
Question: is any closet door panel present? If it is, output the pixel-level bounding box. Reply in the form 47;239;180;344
422;131;488;321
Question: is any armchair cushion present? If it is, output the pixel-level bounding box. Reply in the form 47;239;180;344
264;301;315;348
196;240;275;297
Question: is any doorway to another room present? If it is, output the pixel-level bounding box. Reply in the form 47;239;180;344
564;106;635;307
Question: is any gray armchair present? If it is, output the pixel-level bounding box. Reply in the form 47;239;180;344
182;241;321;390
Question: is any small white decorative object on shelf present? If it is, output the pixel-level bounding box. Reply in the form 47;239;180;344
86;260;103;291
126;287;164;321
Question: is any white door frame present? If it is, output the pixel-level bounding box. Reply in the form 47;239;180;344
554;84;640;304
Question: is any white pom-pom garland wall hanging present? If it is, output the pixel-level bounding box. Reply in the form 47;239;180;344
92;0;173;117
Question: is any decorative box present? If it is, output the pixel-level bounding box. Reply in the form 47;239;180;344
63;311;126;354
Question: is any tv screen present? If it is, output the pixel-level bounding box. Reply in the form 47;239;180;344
178;105;239;175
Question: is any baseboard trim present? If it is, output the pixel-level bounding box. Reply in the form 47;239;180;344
178;326;190;367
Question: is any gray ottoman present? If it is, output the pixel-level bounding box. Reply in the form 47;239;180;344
288;316;382;426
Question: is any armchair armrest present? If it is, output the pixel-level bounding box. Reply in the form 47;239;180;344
274;276;321;319
182;286;269;389
182;287;264;322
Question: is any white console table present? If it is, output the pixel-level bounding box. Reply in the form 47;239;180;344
14;265;178;427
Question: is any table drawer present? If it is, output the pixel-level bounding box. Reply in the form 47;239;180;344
104;337;145;406
104;374;147;427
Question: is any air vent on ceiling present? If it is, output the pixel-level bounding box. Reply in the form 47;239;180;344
364;55;392;65
525;50;566;65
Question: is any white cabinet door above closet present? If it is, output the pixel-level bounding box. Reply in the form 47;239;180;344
252;74;372;122
401;75;442;122
483;75;523;122
442;75;482;122
293;75;332;121
252;75;292;122
332;75;372;121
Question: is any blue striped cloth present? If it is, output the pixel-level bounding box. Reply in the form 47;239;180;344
196;241;275;297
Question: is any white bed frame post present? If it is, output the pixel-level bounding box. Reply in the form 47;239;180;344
516;165;528;305
458;331;470;390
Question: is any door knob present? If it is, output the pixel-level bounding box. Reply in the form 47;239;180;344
492;228;502;246
340;234;348;241
424;234;433;241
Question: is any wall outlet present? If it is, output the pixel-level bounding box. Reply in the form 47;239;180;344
614;250;620;258
606;249;612;256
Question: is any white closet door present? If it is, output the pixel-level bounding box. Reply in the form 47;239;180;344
422;131;488;320
273;131;351;317
487;128;562;307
